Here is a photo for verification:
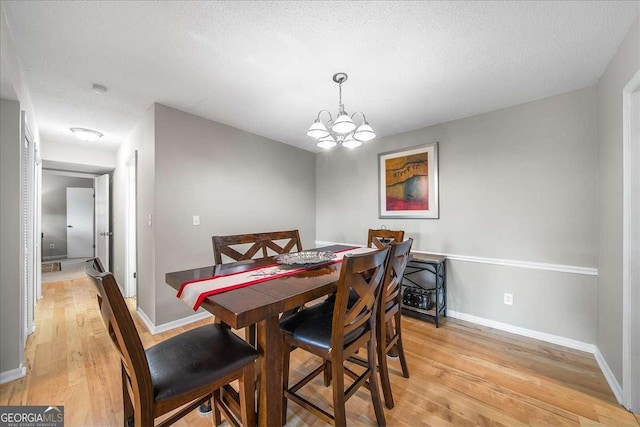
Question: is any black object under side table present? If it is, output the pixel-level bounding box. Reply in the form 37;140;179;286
401;252;447;327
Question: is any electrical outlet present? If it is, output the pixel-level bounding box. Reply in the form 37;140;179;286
504;293;513;305
49;243;55;249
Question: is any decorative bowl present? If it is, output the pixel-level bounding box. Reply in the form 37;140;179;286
275;251;337;265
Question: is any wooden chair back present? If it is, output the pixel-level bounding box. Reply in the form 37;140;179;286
88;257;107;306
376;238;413;409
367;229;405;249
85;261;154;414
332;247;390;353
212;229;302;264
380;238;413;315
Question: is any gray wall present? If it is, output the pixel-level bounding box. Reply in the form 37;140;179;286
114;104;156;320
153;104;317;325
0;98;22;374
113;104;317;326
596;18;639;385
41;172;94;258
317;87;599;343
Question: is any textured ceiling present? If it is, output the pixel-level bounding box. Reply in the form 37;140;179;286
1;1;638;152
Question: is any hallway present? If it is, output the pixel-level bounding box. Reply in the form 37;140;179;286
41;258;90;283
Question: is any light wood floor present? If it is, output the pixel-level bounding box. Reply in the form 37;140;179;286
1;276;638;426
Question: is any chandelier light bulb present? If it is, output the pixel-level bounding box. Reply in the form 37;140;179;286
317;135;337;149
331;113;357;134
353;122;376;142
341;134;362;149
307;120;329;139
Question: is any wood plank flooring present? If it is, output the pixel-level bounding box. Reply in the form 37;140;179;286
1;276;637;426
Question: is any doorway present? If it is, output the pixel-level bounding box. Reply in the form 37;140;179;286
42;171;94;263
94;174;110;270
622;70;640;412
66;187;94;258
41;169;112;272
125;152;138;298
21;112;38;346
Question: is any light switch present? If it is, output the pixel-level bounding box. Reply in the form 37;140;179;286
193;215;200;226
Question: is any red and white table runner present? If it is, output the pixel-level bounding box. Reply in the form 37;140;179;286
177;246;376;310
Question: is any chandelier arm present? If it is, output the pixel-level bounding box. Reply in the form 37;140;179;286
317;109;334;125
350;111;368;125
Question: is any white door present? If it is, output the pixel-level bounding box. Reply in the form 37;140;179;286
125;154;137;297
66;187;94;258
94;174;110;269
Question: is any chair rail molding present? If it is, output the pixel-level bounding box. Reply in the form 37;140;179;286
315;241;598;276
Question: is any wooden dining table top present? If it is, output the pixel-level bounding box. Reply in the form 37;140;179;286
165;244;352;330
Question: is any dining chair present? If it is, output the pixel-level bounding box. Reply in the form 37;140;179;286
351;239;413;409
323;228;405;308
85;259;258;427
212;229;302;264
367;228;405;249
280;247;390;426
212;229;303;345
88;256;107;307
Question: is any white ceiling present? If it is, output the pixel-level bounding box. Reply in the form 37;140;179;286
1;1;638;153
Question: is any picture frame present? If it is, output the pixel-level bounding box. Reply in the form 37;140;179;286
378;142;439;219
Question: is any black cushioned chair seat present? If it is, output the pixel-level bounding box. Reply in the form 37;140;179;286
279;301;366;351
147;324;258;401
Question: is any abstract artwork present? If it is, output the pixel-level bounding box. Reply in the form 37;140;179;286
378;142;439;219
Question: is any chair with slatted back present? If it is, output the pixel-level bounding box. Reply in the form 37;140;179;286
85;259;258;427
212;230;303;345
280;247;390;426
376;238;413;408
367;228;405;249
212;230;302;264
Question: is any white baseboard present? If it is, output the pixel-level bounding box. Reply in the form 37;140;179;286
136;307;212;335
447;310;623;404
42;255;66;261
594;347;624;404
0;365;26;385
447;310;596;353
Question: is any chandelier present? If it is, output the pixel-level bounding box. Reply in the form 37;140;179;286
307;72;376;149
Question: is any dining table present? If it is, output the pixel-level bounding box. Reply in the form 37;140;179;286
165;244;355;427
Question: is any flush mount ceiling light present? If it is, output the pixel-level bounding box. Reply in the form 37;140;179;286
70;127;103;142
307;72;376;150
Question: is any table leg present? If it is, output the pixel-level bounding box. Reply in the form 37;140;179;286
257;316;283;427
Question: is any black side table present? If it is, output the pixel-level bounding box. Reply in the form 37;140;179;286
401;252;447;327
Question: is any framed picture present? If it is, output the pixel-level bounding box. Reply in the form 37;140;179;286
378;142;439;219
